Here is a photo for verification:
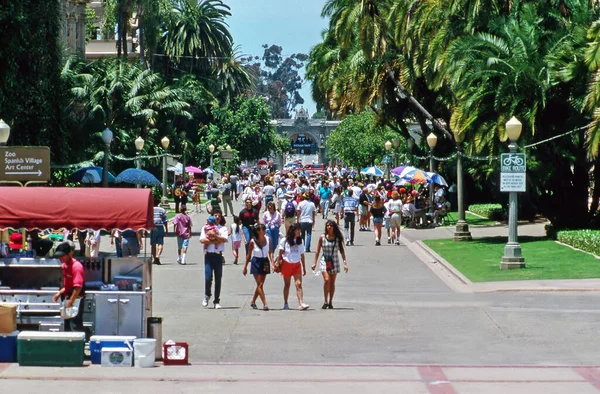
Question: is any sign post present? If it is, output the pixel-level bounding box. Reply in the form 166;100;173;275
0;146;50;185
499;151;526;269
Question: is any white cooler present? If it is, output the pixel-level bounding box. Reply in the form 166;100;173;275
101;346;133;367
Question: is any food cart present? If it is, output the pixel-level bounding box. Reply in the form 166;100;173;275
0;187;155;338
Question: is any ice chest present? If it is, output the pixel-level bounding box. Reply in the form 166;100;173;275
0;331;19;362
101;347;133;367
90;335;136;364
17;331;85;367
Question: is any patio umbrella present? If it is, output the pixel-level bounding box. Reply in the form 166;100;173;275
427;172;448;187
115;168;161;186
203;167;215;174
360;166;384;177
391;166;409;176
401;168;431;184
167;163;183;174
185;166;203;174
70;166;115;184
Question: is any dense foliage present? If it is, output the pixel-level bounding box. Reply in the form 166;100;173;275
467;204;506;221
556;230;600;257
306;0;600;228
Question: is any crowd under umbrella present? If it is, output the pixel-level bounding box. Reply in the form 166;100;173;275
115;168;161;186
360;166;384;177
70;166;115;184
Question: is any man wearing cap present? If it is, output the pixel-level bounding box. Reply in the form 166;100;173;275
200;209;229;309
52;242;85;331
172;205;192;265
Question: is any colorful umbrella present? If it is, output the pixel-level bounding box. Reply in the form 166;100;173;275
115;168;161;186
401;168;431;184
203;167;215;174
70;166;115;184
391;166;409;176
360;166;384;177
185;166;203;174
427;172;448;186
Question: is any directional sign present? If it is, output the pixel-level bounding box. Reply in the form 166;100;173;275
1;146;50;182
220;151;234;160
500;153;526;192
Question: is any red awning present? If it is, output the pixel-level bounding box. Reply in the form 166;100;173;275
0;187;155;231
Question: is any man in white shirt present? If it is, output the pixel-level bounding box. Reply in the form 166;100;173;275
262;181;276;207
199;209;229;309
296;193;316;252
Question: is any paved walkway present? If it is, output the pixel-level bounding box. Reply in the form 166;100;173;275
2;203;600;393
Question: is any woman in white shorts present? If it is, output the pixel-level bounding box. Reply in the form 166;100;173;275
388;191;404;245
331;187;342;225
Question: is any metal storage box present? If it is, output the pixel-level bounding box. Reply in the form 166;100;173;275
17;331;85;366
0;330;19;362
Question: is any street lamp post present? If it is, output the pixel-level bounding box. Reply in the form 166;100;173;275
392;137;400;168
209;144;215;170
407;137;415;165
182;141;188;180
101;128;113;187
0;119;10;146
453;131;472;241
426;133;437;212
160;136;170;207
135;136;144;188
384;140;392;179
500;116;525;269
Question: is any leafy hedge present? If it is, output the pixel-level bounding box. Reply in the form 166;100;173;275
468;204;505;220
556;230;600;257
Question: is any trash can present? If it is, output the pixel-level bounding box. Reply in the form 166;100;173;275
147;317;163;360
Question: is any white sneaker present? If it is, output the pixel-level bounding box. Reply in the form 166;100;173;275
214;303;222;309
299;303;309;310
346;240;350;246
176;257;182;264
202;296;210;307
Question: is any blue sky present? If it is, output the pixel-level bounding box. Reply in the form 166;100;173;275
224;0;330;115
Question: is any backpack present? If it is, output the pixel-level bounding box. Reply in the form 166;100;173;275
284;200;296;218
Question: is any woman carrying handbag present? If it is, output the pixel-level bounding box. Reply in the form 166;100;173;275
311;220;348;309
243;224;273;311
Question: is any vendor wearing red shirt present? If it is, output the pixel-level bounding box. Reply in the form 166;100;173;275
52;241;85;331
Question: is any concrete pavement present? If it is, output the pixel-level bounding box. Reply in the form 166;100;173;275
2;201;600;393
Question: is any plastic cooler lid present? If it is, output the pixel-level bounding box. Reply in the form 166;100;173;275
18;331;85;341
90;335;136;343
0;330;19;338
102;347;131;353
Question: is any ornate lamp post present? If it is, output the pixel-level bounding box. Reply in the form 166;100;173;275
135;136;145;188
500;116;525;269
0;119;10;146
384;140;392;179
101;128;113;187
392;137;400;168
426;133;438;212
160;136;170;207
453;131;472;241
209;144;215;169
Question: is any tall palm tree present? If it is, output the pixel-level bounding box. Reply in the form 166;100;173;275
210;46;256;106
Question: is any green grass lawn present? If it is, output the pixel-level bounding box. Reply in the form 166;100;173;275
424;236;600;282
440;211;498;227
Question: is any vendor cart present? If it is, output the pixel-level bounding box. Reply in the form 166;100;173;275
0;187;155;338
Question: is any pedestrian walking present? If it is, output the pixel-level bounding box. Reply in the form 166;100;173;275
369;195;387;246
243;224;274;311
172;205;192;265
296;193;316;253
238;198;260;253
275;223;309;310
151;199;168;265
221;177;234;217
200;210;229;309
262;201;282;253
388;191;404;245
230;216;242;265
312;220;348;309
282;191;298;233
342;189;359;246
330;187;342;225
319;182;332;219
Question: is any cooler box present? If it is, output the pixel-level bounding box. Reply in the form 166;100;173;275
0;331;19;362
101;347;133;367
17;331;85;367
89;335;136;364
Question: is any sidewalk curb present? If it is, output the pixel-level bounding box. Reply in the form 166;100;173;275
408;239;600;293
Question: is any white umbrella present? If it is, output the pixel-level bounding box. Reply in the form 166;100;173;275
427;172;448;186
360;166;384;177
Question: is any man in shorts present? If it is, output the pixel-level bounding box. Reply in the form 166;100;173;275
151;199;168;265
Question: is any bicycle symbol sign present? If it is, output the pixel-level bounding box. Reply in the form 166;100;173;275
500;153;526;173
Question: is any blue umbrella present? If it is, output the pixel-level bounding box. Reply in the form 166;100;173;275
70;166;115;184
426;172;448;186
203;167;215;174
116;168;161;186
360;166;384;177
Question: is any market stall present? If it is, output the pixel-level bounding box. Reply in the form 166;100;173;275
0;187;155;338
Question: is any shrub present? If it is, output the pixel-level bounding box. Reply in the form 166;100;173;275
468;203;505;221
556;230;600;257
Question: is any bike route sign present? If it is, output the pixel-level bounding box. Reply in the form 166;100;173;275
1;146;50;182
500;153;526;192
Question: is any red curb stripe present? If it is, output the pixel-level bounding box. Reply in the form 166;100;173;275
574;367;600;390
418;366;458;394
0;363;10;375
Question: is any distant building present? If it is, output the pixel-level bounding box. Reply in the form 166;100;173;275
60;0;89;55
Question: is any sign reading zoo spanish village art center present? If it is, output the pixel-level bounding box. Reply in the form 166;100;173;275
500;152;526;192
0;146;50;182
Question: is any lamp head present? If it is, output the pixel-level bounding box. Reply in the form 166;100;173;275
161;136;170;149
505;116;522;142
426;133;437;149
0;119;10;145
209;144;215;153
134;136;144;151
101;128;113;145
453;130;465;143
385;140;392;151
226;145;231;151
392;137;400;148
